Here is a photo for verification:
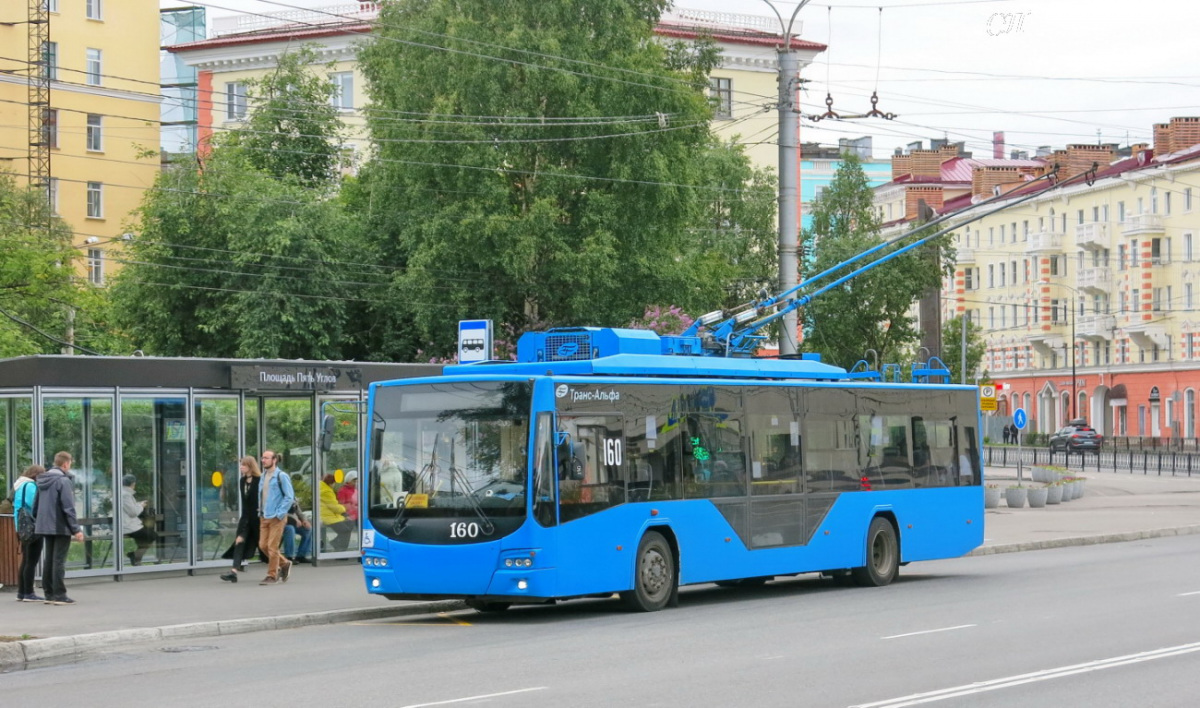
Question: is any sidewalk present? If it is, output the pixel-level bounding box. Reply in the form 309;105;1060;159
3;464;1200;668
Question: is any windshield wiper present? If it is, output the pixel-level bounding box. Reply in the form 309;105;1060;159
391;432;495;536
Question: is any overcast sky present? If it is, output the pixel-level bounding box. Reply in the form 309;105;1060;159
168;0;1200;159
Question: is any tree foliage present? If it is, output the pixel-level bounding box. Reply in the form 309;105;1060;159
352;0;777;359
111;50;363;358
800;153;954;369
940;313;987;385
0;172;103;356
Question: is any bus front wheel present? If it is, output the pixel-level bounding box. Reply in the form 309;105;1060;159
851;517;899;587
621;530;675;612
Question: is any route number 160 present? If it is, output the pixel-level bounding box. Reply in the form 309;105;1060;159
603;437;623;466
450;522;481;539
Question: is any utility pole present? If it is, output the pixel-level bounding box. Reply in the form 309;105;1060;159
761;0;815;357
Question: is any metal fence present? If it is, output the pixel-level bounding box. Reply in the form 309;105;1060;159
984;445;1200;477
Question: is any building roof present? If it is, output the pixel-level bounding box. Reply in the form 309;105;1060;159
167;13;825;54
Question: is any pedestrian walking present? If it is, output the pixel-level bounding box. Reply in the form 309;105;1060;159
220;455;261;583
257;450;295;585
13;464;45;603
35;451;84;605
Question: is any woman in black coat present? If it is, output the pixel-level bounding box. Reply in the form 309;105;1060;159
220;456;261;583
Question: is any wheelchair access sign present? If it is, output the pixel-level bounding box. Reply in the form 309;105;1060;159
979;384;997;412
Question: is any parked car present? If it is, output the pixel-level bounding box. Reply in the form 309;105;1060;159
1049;420;1103;454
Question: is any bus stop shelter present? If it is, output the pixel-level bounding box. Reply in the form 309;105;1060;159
0;355;439;581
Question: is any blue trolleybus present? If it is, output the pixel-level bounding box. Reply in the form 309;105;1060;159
360;327;983;612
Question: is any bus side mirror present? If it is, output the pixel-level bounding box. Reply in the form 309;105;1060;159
320;415;335;453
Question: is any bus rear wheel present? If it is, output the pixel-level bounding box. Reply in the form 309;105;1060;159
465;599;511;613
621;530;675;612
851;517;899;587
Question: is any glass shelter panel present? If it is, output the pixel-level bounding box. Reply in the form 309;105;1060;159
0;397;34;494
120;396;189;567
261;398;315;553
318;400;359;556
43;396;114;572
195;397;240;563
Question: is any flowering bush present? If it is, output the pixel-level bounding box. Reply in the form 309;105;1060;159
628;305;695;336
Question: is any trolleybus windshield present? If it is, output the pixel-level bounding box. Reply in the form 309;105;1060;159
368;381;531;543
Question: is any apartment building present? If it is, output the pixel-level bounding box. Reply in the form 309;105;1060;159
0;0;162;284
166;5;824;181
877;118;1200;441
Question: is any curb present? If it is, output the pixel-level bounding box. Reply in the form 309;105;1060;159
0;599;464;670
968;524;1200;556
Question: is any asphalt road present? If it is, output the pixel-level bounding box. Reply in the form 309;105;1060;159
7;535;1200;707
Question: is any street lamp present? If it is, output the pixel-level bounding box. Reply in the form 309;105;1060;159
1037;279;1079;421
759;0;817;356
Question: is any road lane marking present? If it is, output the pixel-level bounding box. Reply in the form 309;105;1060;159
1178;591;1200;597
852;641;1200;707
882;624;976;640
401;687;547;708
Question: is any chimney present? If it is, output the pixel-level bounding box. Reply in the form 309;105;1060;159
1064;143;1116;179
909;148;944;179
1010;149;1029;160
905;185;944;221
892;153;912;180
993;131;1005;159
1169;117;1200;154
972;165;1020;199
1154;123;1173;157
1035;145;1052;158
1129;143;1150;160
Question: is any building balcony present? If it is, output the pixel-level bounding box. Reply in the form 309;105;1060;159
1077;267;1112;293
956;247;975;264
1026;330;1065;357
1077;313;1116;341
1121;214;1165;236
1028;230;1064;253
1123;323;1168;350
1074;222;1110;250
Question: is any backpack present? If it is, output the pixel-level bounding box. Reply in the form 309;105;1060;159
16;484;35;543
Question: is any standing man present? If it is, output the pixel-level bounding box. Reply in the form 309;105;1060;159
35;451;84;605
258;450;295;585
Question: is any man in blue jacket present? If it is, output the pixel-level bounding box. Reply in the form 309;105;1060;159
257;450;295;586
35;451;84;605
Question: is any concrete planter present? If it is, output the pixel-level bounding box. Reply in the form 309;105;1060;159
1027;486;1049;508
984;486;1002;509
1005;487;1027;508
1045;483;1063;505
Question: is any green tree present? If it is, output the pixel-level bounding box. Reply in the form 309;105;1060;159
0;171;100;356
350;0;777;360
940;313;987;385
111;49;366;358
800;153;954;368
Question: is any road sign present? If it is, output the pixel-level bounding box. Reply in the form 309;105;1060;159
457;319;493;363
979;384;996;412
1013;407;1028;430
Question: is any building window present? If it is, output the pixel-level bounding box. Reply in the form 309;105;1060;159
86;182;103;218
45;0;58;11
1131;240;1139;267
1102;204;1109;222
41;108;57;149
1187;188;1194;212
1151;238;1163;265
1166;192;1172;216
86;48;102;86
330;72;354;110
999;262;1006;287
87;249;104;285
709;77;732;120
225;82;248;120
964;267;976;290
1186;233;1193;261
41;41;57;80
1187;283;1194;310
86;114;103;151
988;264;995;288
1118;201;1125;222
86;0;102;20
48;177;58;214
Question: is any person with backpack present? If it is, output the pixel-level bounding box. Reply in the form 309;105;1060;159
35;451;84;605
13;464;45;603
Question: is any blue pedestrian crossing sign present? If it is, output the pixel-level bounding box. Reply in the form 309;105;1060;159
1013;408;1028;430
